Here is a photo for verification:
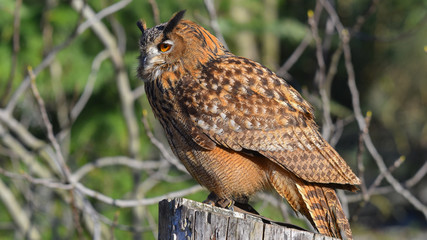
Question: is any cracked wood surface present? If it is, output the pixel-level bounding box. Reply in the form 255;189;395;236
158;198;338;240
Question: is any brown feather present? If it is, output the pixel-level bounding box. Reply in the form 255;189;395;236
138;12;359;240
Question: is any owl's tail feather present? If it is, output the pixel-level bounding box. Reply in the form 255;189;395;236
295;183;352;240
269;171;352;239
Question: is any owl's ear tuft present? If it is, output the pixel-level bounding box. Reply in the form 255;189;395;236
164;10;186;35
137;19;146;34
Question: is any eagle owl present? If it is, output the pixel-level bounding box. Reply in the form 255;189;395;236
137;10;360;239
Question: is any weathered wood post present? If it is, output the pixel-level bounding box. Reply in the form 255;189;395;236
159;198;338;240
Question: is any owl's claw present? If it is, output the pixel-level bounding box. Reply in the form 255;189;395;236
203;192;258;214
216;198;235;210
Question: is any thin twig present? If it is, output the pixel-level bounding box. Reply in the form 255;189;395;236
28;67;70;180
308;8;334;141
71;156;166;182
70;189;85;239
132;85;146;100
277;3;323;76
203;0;229;49
366;156;406;196
1;0;22;105
148;0;160;25
109;16;127;55
71;0;140;158
351;0;380;34
357;111;371;202
324;45;343;98
319;0;427;220
0;109;45;149
5;2;87;114
6;0;129;114
0;178;41;239
0;167;71;190
109;211;120;240
276;33;312;77
75;183;203;207
71;50;110;122
141;110;187;173
405;161;427;188
77;0;132;34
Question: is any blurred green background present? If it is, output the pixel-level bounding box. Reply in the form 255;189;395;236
0;0;426;239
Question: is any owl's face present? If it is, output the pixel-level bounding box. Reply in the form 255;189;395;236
137;11;186;82
137;10;228;82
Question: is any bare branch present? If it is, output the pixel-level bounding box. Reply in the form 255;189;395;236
406;161;427;188
132;84;146;100
0;178;41;239
71;50;110;122
276;33;312;77
203;0;229;49
77;0;132;34
142;110;188;173
277;1;323;75
0;124;51;178
308;7;334;141
0;167;72;190
319;0;427;220
75;183;203;207
148;0;160;25
1;0;22;105
5;5;86;114
28;66;70;180
71;0;140;158
0;109;45;149
71;156;166;182
357;111;371;202
351;0;380;34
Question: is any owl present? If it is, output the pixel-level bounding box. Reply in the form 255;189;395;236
137;10;360;240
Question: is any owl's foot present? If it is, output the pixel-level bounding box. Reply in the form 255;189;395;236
202;192;304;230
203;192;234;209
202;192;259;215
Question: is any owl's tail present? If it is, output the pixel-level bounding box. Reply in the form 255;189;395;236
270;171;353;240
296;183;352;240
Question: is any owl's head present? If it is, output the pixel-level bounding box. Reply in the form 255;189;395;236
137;10;228;82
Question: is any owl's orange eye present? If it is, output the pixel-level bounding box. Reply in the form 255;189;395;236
158;43;172;52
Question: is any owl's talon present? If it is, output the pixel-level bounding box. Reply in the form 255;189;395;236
216;198;234;210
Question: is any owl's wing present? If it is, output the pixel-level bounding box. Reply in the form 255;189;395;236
178;56;360;186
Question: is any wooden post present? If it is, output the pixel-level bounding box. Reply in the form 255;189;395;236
158;198;338;240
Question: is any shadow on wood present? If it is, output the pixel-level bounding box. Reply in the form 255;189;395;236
159;198;338;240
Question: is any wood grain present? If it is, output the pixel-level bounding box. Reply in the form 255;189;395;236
158;198;339;240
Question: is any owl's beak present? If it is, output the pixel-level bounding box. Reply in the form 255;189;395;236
141;56;147;66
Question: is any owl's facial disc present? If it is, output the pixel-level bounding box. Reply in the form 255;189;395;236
138;38;176;82
137;10;186;82
144;39;174;66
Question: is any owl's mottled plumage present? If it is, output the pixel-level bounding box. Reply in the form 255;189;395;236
137;10;360;239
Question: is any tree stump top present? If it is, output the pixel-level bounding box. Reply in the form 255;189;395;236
158;198;338;240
